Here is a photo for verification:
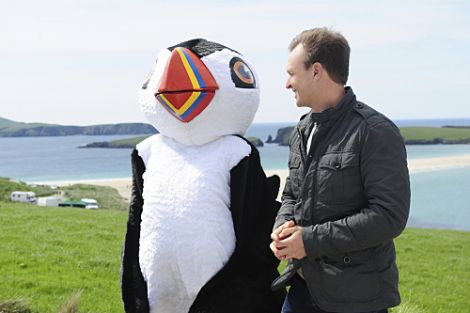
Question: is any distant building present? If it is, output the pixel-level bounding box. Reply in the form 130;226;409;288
81;198;99;210
37;196;62;207
10;191;36;203
58;198;99;210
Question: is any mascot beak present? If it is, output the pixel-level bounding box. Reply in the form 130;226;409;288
156;47;219;123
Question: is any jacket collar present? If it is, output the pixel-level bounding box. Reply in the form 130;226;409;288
298;87;356;131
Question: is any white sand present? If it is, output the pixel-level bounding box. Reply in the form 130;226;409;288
407;154;470;174
51;153;470;202
47;178;133;202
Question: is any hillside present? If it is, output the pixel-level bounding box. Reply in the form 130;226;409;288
79;136;150;149
80;135;264;148
0;117;157;137
1;202;469;312
270;126;470;146
0;117;30;128
400;126;470;144
0;177;56;202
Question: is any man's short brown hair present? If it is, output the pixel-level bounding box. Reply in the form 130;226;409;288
289;27;350;85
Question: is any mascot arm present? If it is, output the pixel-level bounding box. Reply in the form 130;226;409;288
121;149;150;313
229;145;281;268
190;138;285;313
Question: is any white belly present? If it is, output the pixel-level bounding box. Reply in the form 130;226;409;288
137;135;250;313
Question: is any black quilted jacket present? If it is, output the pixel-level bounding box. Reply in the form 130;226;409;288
275;87;410;312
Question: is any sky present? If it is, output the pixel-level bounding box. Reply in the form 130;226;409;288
1;0;469;126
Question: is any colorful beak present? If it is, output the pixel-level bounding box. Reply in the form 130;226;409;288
155;47;219;123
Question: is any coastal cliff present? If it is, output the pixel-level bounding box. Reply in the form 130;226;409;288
81;135;264;149
3;115;470;145
270;126;295;146
0;117;157;137
268;125;470;146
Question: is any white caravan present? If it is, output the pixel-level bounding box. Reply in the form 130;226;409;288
10;191;37;203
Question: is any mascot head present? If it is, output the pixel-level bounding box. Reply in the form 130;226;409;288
139;39;259;146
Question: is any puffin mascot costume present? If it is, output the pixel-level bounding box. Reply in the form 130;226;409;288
121;38;285;313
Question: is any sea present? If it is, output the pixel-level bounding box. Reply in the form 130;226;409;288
1;118;470;231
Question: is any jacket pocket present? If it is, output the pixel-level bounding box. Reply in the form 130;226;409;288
317;151;363;205
288;153;301;193
318;250;383;302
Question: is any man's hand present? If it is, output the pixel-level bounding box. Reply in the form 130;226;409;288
270;221;306;261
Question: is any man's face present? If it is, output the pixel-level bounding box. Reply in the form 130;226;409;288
285;44;317;108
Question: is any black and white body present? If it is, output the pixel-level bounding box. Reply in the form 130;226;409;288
137;135;250;312
121;39;285;313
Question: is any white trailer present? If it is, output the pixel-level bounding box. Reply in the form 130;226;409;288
10;191;37;203
37;196;62;207
81;198;99;209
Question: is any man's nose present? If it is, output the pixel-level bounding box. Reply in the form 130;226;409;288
285;79;291;89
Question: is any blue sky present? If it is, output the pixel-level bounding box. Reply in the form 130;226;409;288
1;0;469;125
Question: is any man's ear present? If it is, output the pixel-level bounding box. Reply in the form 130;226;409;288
312;62;322;79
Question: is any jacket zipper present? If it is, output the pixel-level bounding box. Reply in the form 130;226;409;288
296;127;306;165
302;122;321;225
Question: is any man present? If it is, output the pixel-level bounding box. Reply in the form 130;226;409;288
270;28;410;313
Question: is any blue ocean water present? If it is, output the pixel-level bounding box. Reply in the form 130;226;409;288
1;120;470;231
406;144;470;159
247;122;293;170
0;135;136;182
409;168;470;231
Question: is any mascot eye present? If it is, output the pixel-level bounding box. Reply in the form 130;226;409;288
230;57;256;88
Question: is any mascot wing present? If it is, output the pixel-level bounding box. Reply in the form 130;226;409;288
121;137;285;313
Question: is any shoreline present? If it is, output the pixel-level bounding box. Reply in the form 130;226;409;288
36;177;134;202
407;154;470;173
37;153;470;201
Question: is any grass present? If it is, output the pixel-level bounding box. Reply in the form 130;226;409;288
107;136;148;147
0;117;56;132
60;184;128;211
1;201;469;312
76;126;470;149
393;228;470;312
0;177;127;212
0;202;128;313
400;127;470;142
271;228;470;313
0;299;37;313
0;178;57;202
0;117;22;128
106;135;264;148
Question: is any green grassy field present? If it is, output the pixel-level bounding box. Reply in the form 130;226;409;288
106;136;148;147
0;202;128;313
393;228;470;313
1;201;469;313
60;184;128;211
400;127;470;143
0;117;53;132
0;177;128;211
0;178;57;202
105;135;264;148
104;126;470;148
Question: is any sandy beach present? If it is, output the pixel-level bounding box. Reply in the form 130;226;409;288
54;153;470;201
